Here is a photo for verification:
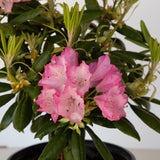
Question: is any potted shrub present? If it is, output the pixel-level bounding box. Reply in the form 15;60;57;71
0;0;160;160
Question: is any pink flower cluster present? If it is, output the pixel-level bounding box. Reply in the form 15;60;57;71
35;47;128;123
0;0;30;13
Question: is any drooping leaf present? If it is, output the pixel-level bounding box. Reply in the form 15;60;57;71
10;8;45;25
0;102;17;131
38;129;70;160
86;126;114;160
0;82;12;93
130;104;160;133
0;94;15;108
13;92;33;132
113;117;140;141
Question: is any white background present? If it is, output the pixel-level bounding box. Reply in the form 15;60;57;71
0;0;160;149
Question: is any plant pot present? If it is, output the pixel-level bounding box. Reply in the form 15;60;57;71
8;140;136;160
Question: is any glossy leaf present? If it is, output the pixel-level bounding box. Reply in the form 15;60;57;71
33;50;51;72
0;102;17;131
71;130;86;160
89;109;115;128
10;8;45;25
0;94;15;108
110;50;149;61
140;20;151;44
116;24;144;43
134;98;151;110
72;131;81;160
38;129;70;160
86;126;114;160
130;105;160;133
35;121;58;139
13;92;33;132
141;97;160;105
31;114;51;133
0;82;12;93
113;117;140;141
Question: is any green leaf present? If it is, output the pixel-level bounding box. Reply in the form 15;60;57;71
85;0;100;10
0;82;12;93
0;102;17;131
130;105;160;133
0;23;15;37
134;98;151;110
63;3;70;31
81;10;104;24
113;117;140;141
116;24;144;43
86;126;114;160
72;131;81;160
13;92;33;132
89;109;115;128
10;8;45;25
38;129;70;160
0;29;7;54
110;50;149;61
125;37;149;48
35;121;58;140
141;97;160;105
140;20;151;44
71;130;86;160
0;94;15;108
33;50;51;72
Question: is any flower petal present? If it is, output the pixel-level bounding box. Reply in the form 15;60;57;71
53;85;85;123
66;61;92;97
35;88;58;123
94;85;128;121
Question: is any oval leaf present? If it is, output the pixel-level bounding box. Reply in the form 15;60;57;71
113;117;140;141
0;102;17;131
0;94;15;108
86;126;113;160
0;82;12;93
13;92;33;132
131;105;160;133
10;8;45;25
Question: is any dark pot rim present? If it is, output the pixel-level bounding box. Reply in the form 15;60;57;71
8;140;136;160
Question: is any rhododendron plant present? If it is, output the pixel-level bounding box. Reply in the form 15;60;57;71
0;0;160;160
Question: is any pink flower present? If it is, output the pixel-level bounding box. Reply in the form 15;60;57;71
94;85;128;121
89;54;112;88
39;64;67;93
35;88;58;123
53;85;85;123
66;61;92;97
96;67;122;93
0;0;30;13
51;47;79;67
